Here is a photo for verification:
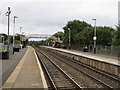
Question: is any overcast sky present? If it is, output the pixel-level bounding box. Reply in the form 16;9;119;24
0;0;119;37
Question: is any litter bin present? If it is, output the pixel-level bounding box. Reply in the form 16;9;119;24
13;47;20;52
83;46;88;52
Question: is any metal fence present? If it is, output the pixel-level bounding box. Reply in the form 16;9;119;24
70;45;120;57
92;45;120;57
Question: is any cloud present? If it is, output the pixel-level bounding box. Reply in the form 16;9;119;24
0;0;119;37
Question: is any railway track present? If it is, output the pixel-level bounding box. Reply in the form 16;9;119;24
35;47;83;90
35;46;120;90
40;48;120;89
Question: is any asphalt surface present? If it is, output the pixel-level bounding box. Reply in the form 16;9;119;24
0;47;27;88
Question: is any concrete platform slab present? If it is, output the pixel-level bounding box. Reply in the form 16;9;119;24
41;46;120;76
1;46;47;89
42;46;119;66
0;47;27;88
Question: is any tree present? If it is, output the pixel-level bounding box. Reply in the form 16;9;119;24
15;33;20;40
76;27;94;46
28;40;46;46
63;20;115;48
1;33;8;41
0;33;8;45
63;20;92;46
96;26;115;46
9;35;13;44
53;31;64;41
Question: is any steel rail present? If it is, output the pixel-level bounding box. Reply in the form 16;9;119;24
39;47;116;90
56;51;120;82
35;48;57;90
35;47;84;90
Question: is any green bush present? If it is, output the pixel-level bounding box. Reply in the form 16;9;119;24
0;50;9;53
15;40;20;44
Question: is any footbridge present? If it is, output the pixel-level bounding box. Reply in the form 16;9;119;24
26;34;57;40
23;34;58;42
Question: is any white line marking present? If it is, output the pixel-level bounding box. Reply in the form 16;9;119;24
32;47;48;90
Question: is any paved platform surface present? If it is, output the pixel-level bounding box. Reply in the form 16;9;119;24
42;46;119;66
1;46;47;89
0;47;27;88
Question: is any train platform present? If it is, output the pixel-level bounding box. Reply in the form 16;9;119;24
42;46;119;66
2;47;27;86
1;46;47;89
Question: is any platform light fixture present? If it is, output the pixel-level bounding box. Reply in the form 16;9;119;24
20;27;23;48
68;28;71;49
92;19;97;54
5;7;11;51
13;16;18;48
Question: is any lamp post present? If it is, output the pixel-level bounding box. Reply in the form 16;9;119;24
2;36;4;50
68;28;71;49
92;19;97;54
13;16;18;48
22;32;24;47
57;34;60;42
6;7;11;51
2;36;4;45
20;27;23;48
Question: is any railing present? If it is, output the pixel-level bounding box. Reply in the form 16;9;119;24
70;45;120;57
94;45;120;57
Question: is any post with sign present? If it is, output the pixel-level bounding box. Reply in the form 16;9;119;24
93;19;97;54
